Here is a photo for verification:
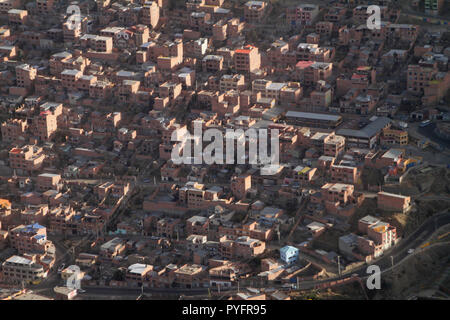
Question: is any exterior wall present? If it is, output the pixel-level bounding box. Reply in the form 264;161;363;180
15;64;37;89
316;21;333;35
280;246;299;264
141;2;160;28
330;165;359;184
9;146;45;171
230;175;251;200
286;5;319;25
323;133;345;157
382;128;408;145
377;192;411;212
156;218;181;238
234;46;261;73
9;225;50;254
186;218;209;236
37;174;61;191
244;1;266;23
2;256;46;283
35;112;57;141
1;119;28;142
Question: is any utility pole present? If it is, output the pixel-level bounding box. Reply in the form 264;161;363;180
337;256;341;277
277;224;280;245
390;256;394;268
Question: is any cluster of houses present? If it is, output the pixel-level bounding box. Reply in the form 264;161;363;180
0;0;447;299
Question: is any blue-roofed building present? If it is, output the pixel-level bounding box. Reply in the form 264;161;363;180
34;234;46;241
9;223;52;254
280;245;299;265
29;223;45;230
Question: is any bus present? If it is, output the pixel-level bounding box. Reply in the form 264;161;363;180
419;120;431;127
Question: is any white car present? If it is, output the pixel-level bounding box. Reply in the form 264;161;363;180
407;249;414;254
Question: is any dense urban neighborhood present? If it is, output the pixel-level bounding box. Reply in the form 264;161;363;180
0;0;449;301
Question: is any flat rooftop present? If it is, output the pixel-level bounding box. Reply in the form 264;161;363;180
286;111;342;122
